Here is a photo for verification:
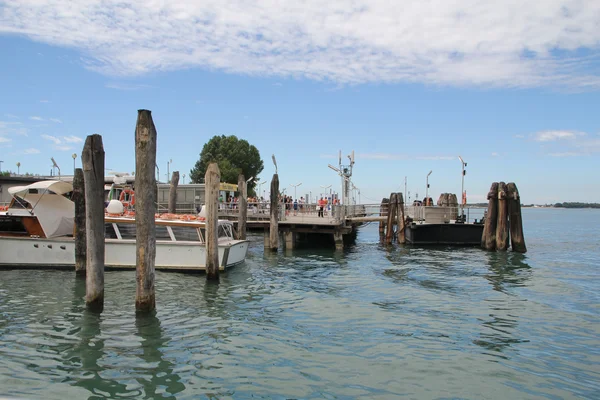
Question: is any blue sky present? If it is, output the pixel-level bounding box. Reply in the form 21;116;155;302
0;0;599;204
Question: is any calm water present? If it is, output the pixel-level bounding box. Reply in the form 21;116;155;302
1;208;599;399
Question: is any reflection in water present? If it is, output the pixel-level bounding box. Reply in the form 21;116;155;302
473;252;533;358
134;312;185;398
484;252;532;294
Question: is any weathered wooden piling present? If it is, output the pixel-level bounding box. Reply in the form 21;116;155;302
481;182;499;251
73;168;86;276
496;182;509;251
237;174;247;240
507;182;527;253
205;162;220;280
379;197;389;239
268;174;279;251
135;110;158;312
168;171;179;214
397;192;406;244
81;134;105;312
385;193;398;245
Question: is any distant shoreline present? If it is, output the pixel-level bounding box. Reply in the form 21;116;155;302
470;203;600;209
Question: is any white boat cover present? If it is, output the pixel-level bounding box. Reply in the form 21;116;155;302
8;181;75;238
9;180;74;196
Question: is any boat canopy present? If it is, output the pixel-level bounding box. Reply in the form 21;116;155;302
9;180;74;197
8;180;74;238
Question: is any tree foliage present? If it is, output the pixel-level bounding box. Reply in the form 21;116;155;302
189;135;264;191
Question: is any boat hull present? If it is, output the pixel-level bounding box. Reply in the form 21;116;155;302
405;222;484;245
0;236;248;271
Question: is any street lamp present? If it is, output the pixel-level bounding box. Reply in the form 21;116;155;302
459;156;467;217
72;153;77;172
51;157;61;180
182;173;186;184
289;182;302;200
425;170;432;206
16;162;21;175
166;159;173;183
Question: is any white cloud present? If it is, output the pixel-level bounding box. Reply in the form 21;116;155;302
55;145;73;151
533;130;585;142
62;135;83;143
0;137;11;143
41;134;61;144
491;152;499;157
0;120;27;136
49;118;62;123
548;152;581;157
40;99;49;103
5;114;19;119
23;148;41;154
1;0;599;88
515;134;525;139
29;116;43;121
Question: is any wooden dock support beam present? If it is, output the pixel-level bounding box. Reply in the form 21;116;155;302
482;182;499;251
397;192;406;244
135;110;157;312
168;171;179;214
496;182;509;251
73;168;86;276
205;162;221;280
268;174;279;251
379;197;389;239
334;231;344;250
507;182;527;253
237;174;247;240
82;134;105;312
385;193;397;245
285;231;296;249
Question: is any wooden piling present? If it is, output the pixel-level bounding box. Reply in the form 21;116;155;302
507;182;527;253
397;192;406;244
73;168;86;276
379;198;389;239
168;171;179;214
385;193;398;245
481;182;498;251
268;174;279;251
81;134;105;312
496;182;509;251
205;162;220;280
135;109;157;312
237;174;247;240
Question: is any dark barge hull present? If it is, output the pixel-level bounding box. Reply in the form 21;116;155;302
405;222;484;245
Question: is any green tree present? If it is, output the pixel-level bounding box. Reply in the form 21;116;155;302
189;135;264;192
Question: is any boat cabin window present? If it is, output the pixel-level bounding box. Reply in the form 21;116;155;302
105;223;172;241
0;216;28;234
218;223;233;239
170;226;201;242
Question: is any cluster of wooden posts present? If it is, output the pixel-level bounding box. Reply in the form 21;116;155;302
481;182;526;253
378;192;406;244
73;110;227;314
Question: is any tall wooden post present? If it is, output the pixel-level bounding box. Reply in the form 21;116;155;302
237;174;248;240
481;182;499;251
385;193;397;245
73;168;86;276
168;171;179;214
205;162;220;280
135;109;157;312
397;192;406;244
379;198;389;239
81;134;105;312
269;174;279;251
496;182;509;251
507;182;527;253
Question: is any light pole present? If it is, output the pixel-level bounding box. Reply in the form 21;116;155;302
166;159;173;183
425;170;432;206
320;184;332;200
289;182;302;200
459;156;467;217
257;180;266;199
16;162;20;175
0;160;3;172
72;153;77;172
182;173;186;184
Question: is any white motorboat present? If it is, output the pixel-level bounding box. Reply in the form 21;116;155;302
0;180;248;271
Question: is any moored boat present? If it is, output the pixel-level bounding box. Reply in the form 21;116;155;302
0;180;248;271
